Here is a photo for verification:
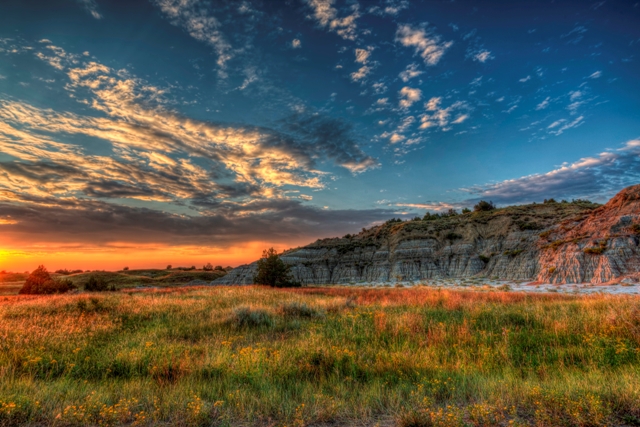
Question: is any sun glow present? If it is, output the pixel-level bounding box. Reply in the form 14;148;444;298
0;241;300;272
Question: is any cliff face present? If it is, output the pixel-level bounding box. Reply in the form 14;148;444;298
216;185;640;285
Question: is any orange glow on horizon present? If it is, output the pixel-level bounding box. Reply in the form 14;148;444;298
0;241;305;273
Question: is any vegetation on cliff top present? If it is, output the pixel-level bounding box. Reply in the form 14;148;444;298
309;199;601;250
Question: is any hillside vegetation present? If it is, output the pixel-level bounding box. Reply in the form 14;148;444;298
0;269;227;296
1;286;639;426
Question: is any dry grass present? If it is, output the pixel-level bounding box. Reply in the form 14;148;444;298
0;286;639;426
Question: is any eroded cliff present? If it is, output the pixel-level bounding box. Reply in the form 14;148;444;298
216;185;640;285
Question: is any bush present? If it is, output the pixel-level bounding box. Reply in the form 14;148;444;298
232;306;274;328
280;302;324;318
479;255;490;264
503;249;524;257
584;246;605;255
462;207;471;214
203;263;213;271
84;276;116;292
254;248;301;287
19;265;75;295
474;200;495;212
444;232;463;240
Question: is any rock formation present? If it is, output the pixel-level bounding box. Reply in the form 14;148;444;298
215;185;640;285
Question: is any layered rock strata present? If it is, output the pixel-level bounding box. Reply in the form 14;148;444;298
215;185;640;285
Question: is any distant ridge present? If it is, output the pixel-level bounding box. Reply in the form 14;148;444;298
216;185;640;285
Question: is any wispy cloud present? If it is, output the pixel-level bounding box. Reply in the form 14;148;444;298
399;63;423;82
291;38;302;49
305;0;360;41
472;49;493;62
548;115;584;135
76;0;102;20
350;47;374;82
152;0;232;70
395;24;453;66
588;70;602;79
536;97;550;110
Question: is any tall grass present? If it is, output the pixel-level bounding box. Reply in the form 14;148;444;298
0;286;639;426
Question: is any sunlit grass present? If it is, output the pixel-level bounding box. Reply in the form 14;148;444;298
1;286;639;426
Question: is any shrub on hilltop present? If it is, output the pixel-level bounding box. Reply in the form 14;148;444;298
474;200;496;212
19;265;75;295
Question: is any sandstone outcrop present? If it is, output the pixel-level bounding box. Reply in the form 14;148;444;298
215;185;640;285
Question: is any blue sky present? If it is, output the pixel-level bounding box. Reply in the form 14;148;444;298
0;0;639;268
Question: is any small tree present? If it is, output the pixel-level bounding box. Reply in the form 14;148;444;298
203;263;213;271
253;248;300;288
19;265;75;295
462;207;471;214
473;200;495;212
166;265;172;270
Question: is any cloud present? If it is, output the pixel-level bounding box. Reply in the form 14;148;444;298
350;47;375;82
0;43;388;250
152;0;232;69
548;116;584;136
461;139;640;204
398;86;422;108
20;46;376;199
588;70;602;79
395;24;453;66
473;50;493;62
395;202;456;211
420;98;470;130
350;66;371;82
305;0;360;41
399;63;423;82
561;25;587;44
76;0;102;19
519;75;531;82
354;47;372;63
372;82;387;94
291;38;302;49
0;196;399;248
368;0;409;16
536;97;550;110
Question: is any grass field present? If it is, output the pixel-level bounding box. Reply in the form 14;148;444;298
1;286;640;426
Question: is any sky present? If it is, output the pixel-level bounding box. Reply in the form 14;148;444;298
0;0;639;271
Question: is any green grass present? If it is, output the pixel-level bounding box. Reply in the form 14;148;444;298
1;286;639;426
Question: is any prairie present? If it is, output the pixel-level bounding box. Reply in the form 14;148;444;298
1;286;639;426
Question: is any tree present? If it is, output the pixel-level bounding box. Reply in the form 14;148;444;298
19;265;75;295
166;265;172;270
253;248;300;288
203;263;213;271
473;200;495;212
462;208;471;214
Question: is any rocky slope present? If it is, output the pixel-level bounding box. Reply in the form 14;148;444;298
215;185;640;285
